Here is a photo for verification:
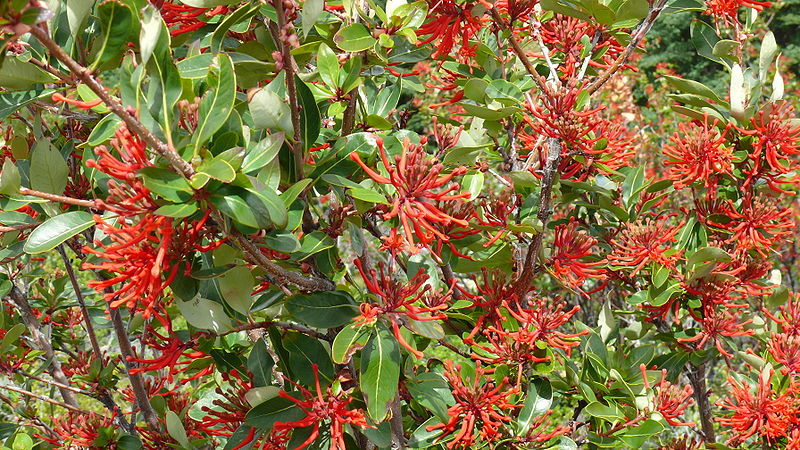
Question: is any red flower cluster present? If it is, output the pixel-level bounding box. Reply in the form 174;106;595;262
501;297;588;355
710;197;794;257
741;101;800;193
349;137;469;255
275;365;371;450
663;117;733;191
607;215;682;274
677;305;754;357
40;411;117;449
128;325;212;383
427;361;520;448
200;372;254;439
704;0;772;28
354;259;449;358
716;368;800;446
766;293;800;374
416;0;484;60
551;218;606;293
150;0;229;36
640;366;695;427
83;127;221;320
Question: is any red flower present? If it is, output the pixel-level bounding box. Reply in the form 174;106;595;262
764;292;800;336
83;127;221;319
349;137;469;254
510;410;569;447
677;305;754;358
275;365;371;450
416;0;484;60
128;325;211;383
427;361;520;448
457;268;518;340
640;366;695;427
200;372;255;438
40;411;117;449
607;215;683;274
704;0;771;27
711;197;793;256
354;259;449;358
663;117;733;191
150;0;229;36
540;14;633;77
768;333;800;374
741;101;800;191
502;297;588;355
716;368;800;446
550;218;606;292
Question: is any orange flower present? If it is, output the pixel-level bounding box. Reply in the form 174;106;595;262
663;117;733;190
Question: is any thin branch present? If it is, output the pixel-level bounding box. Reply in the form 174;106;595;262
0;383;86;413
0;223;37;233
513;137;561;297
687;363;716;444
490;8;549;95
219;320;329;341
18;187;96;208
58;245;103;362
584;0;669;95
13;370;93;396
342;87;359;136
8;285;80;408
27;56;72;83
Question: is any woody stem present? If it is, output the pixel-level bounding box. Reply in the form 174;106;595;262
687;362;716;443
18;187;96;208
0;383;87;413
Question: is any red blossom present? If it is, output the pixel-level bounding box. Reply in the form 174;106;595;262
704;0;772;28
768;333;800;374
349;137;469;254
607;215;683;274
740;101;800;192
502;297;588;355
457;268;518;339
275;365;371;450
128;324;212;383
677;305;754;358
640;366;695;427
663;117;733;191
354;259;449;358
716;368;800;446
150;0;229;36
200;372;254;438
416;0;484;60
427;361;520;448
40;411;117;449
710;197;794;256
550;218;606;292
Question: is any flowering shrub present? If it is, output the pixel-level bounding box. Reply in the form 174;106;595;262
0;0;797;448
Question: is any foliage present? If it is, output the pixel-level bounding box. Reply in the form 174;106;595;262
0;0;796;449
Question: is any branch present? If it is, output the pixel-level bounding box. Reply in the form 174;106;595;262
8;285;80;408
490;8;549;95
0;223;37;233
584;0;668;95
687;363;716;443
18;187;96;208
0;383;87;413
219;320;329;341
58;246;103;360
513;137;561;297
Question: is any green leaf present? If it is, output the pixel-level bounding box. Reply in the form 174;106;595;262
93;0;134;68
280;179;312;206
140;4;163;66
248;338;275;387
286;291;359;328
317;43;340;89
686;246;731;268
361;324;401;421
334;24;378;52
177;54;214;79
67;0;93;38
283;331;335;386
249;88;293;133
0;159;21;195
408;417;445;448
663;75;724;104
759;31;778;81
30;141;68;195
245;395;305;430
516;378;553;435
615;0;648;21
165;411;191;448
616;419;664;448
691;20;725;66
246;188;289;229
730;63;745;119
584;401;625;421
0;324;26;353
154;203;198;218
296;77;321;152
211;3;261;53
0;88;54;121
139;167;194;202
199;157;236;183
407;372;455;421
264;231;301;253
194;54;236;155
485;79;523;104
0;58;57;90
242;133;285;173
86;114;122;146
217;266;255;315
24;211;94;254
350;187;388;204
301;0;324;38
293;231;335;260
175;297;233;333
332;323;371;364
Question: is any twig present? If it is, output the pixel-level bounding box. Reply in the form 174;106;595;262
8;285;80;408
687;363;716;443
584;0;669;95
0;383;86;413
13;370;93;396
18;187;96;208
512;137;561;297
342;87;359;136
27;56;72;83
490;8;549;95
219;320;329;341
58;245;103;362
0;223;37;233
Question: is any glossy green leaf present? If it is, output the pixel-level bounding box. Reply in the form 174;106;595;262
199;157;236;183
516;378;553;435
349;187;388;204
332;323;371;364
286;291;359;328
246;188;288;229
0;58;57;90
280;178;312;206
66;0;93;38
211;3;261;53
93;0;134;68
584;401;625;421
0;159;21;195
296;77;321;152
249;88;293;133
759;31;778;81
248;338;275;387
245;395;305;430
139;167;194;202
334;24;378;52
154;203;198;218
24;211;94;254
317;43;340;89
217;266;255;315
616;419;664;448
165;411;191;448
293;231;335;260
0;324;26;353
301;0;323;38
283;331;335;386
407;372;455;421
242;133;284;173
194;54;236;155
175;297;233;333
361;324;401;421
30;141;68;195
